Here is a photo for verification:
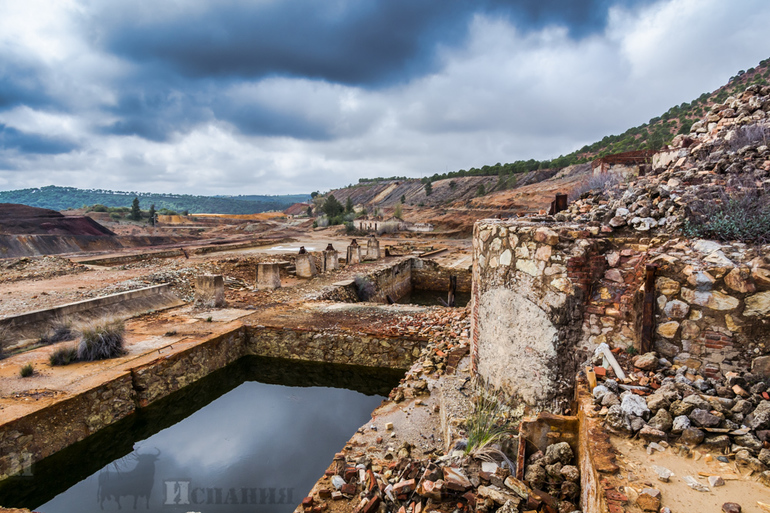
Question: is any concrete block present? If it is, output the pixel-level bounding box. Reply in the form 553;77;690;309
257;262;281;290
346;240;361;265
296;253;318;278
195;275;225;307
365;237;381;261
323;244;339;272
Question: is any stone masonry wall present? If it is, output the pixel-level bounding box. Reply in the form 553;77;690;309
472;218;770;414
0;373;136;480
245;325;426;369
471;220;592;413
411;259;472;293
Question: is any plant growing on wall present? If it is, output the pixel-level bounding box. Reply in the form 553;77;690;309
464;385;516;467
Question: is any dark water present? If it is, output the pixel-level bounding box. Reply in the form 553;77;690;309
397;289;470;307
0;356;402;513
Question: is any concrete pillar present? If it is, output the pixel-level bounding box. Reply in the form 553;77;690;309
295;248;317;278
346;239;361;265
365;237;380;261
195;275;225;307
323;243;339;272
257;262;281;290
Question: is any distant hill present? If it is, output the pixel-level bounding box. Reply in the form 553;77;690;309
0;186;310;215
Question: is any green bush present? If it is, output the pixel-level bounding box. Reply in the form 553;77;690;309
77;319;126;361
684;181;770;244
20;364;34;377
50;345;78;366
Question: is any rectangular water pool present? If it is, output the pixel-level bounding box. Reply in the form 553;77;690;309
0;356;402;513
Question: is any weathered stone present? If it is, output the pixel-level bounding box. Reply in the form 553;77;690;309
621;393;650;418
534;227;559;245
725;267;756;293
560;465;579;482
636;488;661;512
656;276;681;296
524;464;547;490
679;427;705;446
708;475;725;487
652;465;674;482
735;449;767;472
745;291;770;317
646;393;670;412
689;408;721;428
670;399;695;417
535;245;552;261
733;433;763;452
759;449;770;466
639;425;667;442
671;415;690;434
605;405;631;434
656;321;680;339
722;503;741;513
544;442;573;465
635;352;658;371
647;409;673;432
515;259;539;276
601;392;620;407
759;471;770;487
444;467;472;491
681;287;740;310
663;299;690;319
752;267;770;287
748;401;770;430
681;319;700;339
682;394;710;410
499;249;512;266
701;434;731;449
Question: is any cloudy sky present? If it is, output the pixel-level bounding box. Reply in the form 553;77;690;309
1;0;769;196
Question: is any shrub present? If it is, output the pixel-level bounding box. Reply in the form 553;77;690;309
684;178;770;243
77;319;126;361
20;364;34;377
568;172;624;202
376;221;401;235
727;123;770;151
38;317;74;345
50;345;78;366
464;386;515;466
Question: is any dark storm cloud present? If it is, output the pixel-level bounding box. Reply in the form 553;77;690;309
0;124;77;154
96;0;652;87
212;100;332;140
0;62;51;109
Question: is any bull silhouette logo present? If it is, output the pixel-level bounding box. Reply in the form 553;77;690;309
97;448;161;509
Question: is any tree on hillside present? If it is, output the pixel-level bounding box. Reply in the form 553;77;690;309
130;197;141;220
345;196;353;214
148;204;156;226
394;202;403;219
424;182;433;196
322;194;344;218
307;206;313;217
310;191;319;199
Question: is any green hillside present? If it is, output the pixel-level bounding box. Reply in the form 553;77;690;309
0;185;309;214
415;57;770;187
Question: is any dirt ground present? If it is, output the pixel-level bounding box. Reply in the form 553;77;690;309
611;435;770;513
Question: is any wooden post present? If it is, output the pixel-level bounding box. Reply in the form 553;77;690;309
640;264;656;354
447;275;457;307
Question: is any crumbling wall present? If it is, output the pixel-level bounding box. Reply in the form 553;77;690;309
471;220;593;413
411;259;472;292
245;325;425;369
472;218;770;414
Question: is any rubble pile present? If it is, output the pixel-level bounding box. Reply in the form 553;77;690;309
557;84;770;236
0;256;88;283
304;446;582;513
589;348;770;488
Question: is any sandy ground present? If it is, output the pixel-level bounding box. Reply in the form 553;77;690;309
612;435;769;513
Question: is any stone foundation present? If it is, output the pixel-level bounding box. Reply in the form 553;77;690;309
195;275;225;307
257;262;282;290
